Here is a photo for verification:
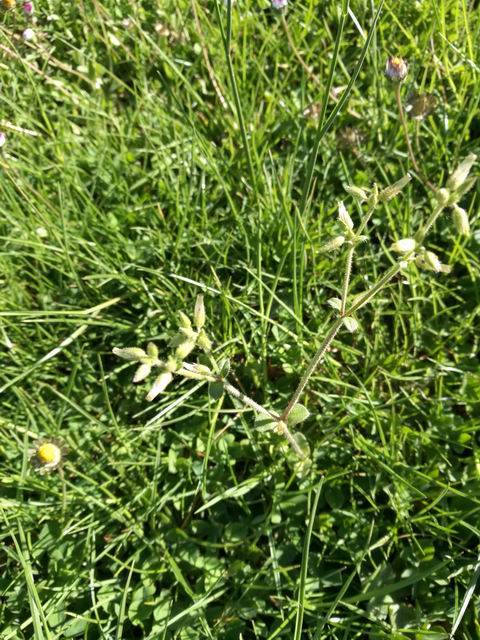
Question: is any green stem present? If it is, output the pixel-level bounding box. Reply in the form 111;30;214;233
356;197;377;235
414;201;446;245
346;263;402;315
282;262;404;425
340;244;355;315
281;317;344;423
223;380;279;420
222;380;304;458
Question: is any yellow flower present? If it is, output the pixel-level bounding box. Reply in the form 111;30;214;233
2;0;16;9
30;440;64;474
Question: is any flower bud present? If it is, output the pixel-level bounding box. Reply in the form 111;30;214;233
454;177;476;200
133;363;152;383
338;201;354;231
327;297;342;311
446;154;477;192
113;347;147;362
390;238;416;254
416;251;444;273
193;295;206;330
344;185;369;201
379;174;411;202
191;364;212;375
177;311;191;329
319;235;345;253
165;356;179;373
175;340;196;361
272;0;288;9
147;342;159;359
146;372;173;401
367;183;379;209
197;330;212;353
179;326;198;341
385;57;408;82
451;204;470;236
436;188;450;207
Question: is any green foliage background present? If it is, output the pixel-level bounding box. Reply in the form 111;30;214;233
0;0;479;638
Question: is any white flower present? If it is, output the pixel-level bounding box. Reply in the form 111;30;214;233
390;238;416;254
146;372;173;401
337;201;354;231
22;28;36;42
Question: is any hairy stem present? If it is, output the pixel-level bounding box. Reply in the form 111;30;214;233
222;380;305;458
281;317;344;423
223;380;279;420
346;263;402;315
340;245;355;315
414;201;446;244
281;261;404;426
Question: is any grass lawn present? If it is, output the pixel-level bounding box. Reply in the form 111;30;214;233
1;0;480;638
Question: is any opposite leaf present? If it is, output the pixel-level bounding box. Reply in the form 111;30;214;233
287;404;310;428
343;317;359;333
208;381;224;401
254;415;277;432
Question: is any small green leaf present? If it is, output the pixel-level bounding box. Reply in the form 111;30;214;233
255;414;277;432
287;404;310;427
208;381;224;400
327;297;342;311
343;316;359;333
219;358;230;377
112;347;146;362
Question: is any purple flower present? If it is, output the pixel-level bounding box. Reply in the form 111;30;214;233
272;0;288;9
23;0;34;15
